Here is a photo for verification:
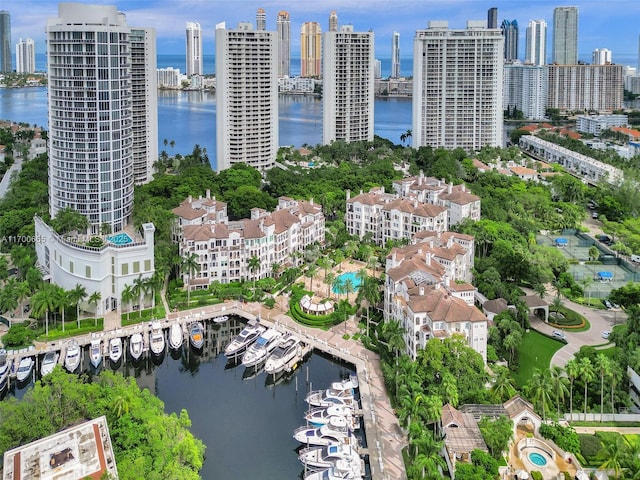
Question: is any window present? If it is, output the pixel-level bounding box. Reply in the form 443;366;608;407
122;263;128;275
133;261;140;273
85;266;91;278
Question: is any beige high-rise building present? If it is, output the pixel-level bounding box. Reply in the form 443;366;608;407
300;21;321;78
216;21;278;172
322;25;374;144
412;21;504;151
277;11;290;77
329;11;338;32
547;64;623;112
256;8;266;30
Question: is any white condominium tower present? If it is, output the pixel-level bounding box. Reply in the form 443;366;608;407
256;8;266;30
412;21;504;151
130;28;158;185
553;6;578;65
391;31;400;78
277;11;290;77
16;37;35;73
322;25;375;145
592;48;612;65
329;11;338;32
46;3;140;233
215;22;278;172
186;21;202;76
525;19;547;66
300;22;321;78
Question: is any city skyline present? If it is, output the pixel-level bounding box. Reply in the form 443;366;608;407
6;1;640;63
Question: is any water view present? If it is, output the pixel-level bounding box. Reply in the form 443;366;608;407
3;317;358;479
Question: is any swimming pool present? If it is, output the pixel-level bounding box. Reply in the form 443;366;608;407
332;272;362;294
528;452;548;467
106;233;133;245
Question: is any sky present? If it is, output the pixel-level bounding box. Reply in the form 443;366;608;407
4;0;640;64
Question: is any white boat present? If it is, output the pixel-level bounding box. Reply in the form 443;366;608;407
299;443;361;470
264;334;302;375
149;321;165;355
16;356;34;383
212;315;229;324
90;339;102;369
293;416;354;446
64;340;81;373
305;405;358;429
330;375;359;394
41;351;59;377
306;387;356;409
241;328;283;367
0;349;13;390
109;337;123;364
169;323;183;350
303;458;364;480
224;322;266;358
129;333;144;360
189;322;204;349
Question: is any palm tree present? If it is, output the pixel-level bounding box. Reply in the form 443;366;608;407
565;359;579;418
598;436;627;479
382;320;405;359
247;255;260;291
54;287;70;332
331;275;343;301
550;365;570;419
69;283;87;328
441;372;459;407
595;354;613;422
324;272;335;299
344;240;358;259
342;277;355;303
88;291;101;325
525;368;553;420
31;285;57;337
181;253;200;307
491;366;517;402
16;280;30;322
317;256;333;279
305;264;317;293
121;284;135;322
0;282;18;322
112;393;132;419
578;357;596;421
533;282;547;300
132;275;145;317
503;330;522;366
359;275;380;337
610;364;622;415
270;262;281;279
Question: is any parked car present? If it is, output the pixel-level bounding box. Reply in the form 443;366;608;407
552;330;566;340
592;212;599;219
603;300;613;309
602;330;611;339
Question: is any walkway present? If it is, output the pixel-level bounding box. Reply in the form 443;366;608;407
0;157;23;198
572;426;640;434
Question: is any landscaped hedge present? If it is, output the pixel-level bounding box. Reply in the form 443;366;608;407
548;305;586;327
579;433;602;463
531;472;543;480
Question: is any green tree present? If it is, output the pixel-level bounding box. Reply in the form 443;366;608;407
490;366;517;403
16;280;30;322
478;415;513;459
54;286;70;332
550;365;570;419
578;357;596;421
181;253;200;307
595;354;613;421
50;206;89;235
68;283;87;328
247;255;260;291
525;368;553;420
88;291;101;322
31;284;57;336
121;284;135;322
597;436;627;479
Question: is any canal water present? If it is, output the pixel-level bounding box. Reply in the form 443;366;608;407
4;317;360;479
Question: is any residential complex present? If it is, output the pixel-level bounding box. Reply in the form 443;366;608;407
487;7;498;29
215;22;279;172
277;11;290;77
185;21;203;76
525;19;547;66
412;21;504;151
519;135;623;185
15;37;35;74
501;19;519;62
592;48;612;65
256;8;266;31
345;172;480;245
172;192;325;287
383;231;487;362
576;114;628;135
0;10;10;72
503;63;548;120
547;64;623;112
328;11;338;32
322;25;375;144
300;22;321;78
552;6;578;65
391;31;400;78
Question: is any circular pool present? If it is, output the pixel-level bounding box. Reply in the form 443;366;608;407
529;452;548;467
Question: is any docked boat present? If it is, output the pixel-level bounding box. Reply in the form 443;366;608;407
264;334;302;375
0;349;13;390
89;339;102;369
241;328;283;368
149;321;165;355
64;340;81;373
129;333;144;360
299;443;361;470
330;375;359;394
189;322;204;349
212;315;229;324
305;405;358;429
109;337;123;364
303;458;364;480
16;356;34;383
293;416;354;446
41;351;59;377
224;322;266;358
306;387;356;409
169;323;183;350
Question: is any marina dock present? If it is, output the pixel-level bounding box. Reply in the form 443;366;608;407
3;299;407;480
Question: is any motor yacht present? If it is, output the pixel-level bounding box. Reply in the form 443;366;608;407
109;337;123;364
305;405;358;429
188;322;204;349
0;349;13;390
16;356;34;383
293;416;354;447
89;339;102;369
241;328;282;368
129;333;144;360
224;322;266;358
305;387;356;409
149;321;165;355
64;339;81;373
264;334;302;375
41;351;59;377
299;443;361;470
169;323;183;350
303;458;364;480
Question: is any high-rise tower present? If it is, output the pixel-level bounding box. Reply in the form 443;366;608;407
391;31;401;78
322;25;375;144
216;22;278;172
256;8;266;31
277;11;290;77
501;19;519;62
592;48;612;65
300;22;321;78
185;21;203;76
412;21;503;151
553;6;578;65
525;19;547;66
16;38;35;73
329;11;338;32
487;8;498;29
0;11;11;72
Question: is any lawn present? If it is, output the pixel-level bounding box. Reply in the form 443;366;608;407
513;330;565;387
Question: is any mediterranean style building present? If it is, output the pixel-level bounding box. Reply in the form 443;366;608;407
172;192;325;288
345;173;480;245
383;231;488;362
